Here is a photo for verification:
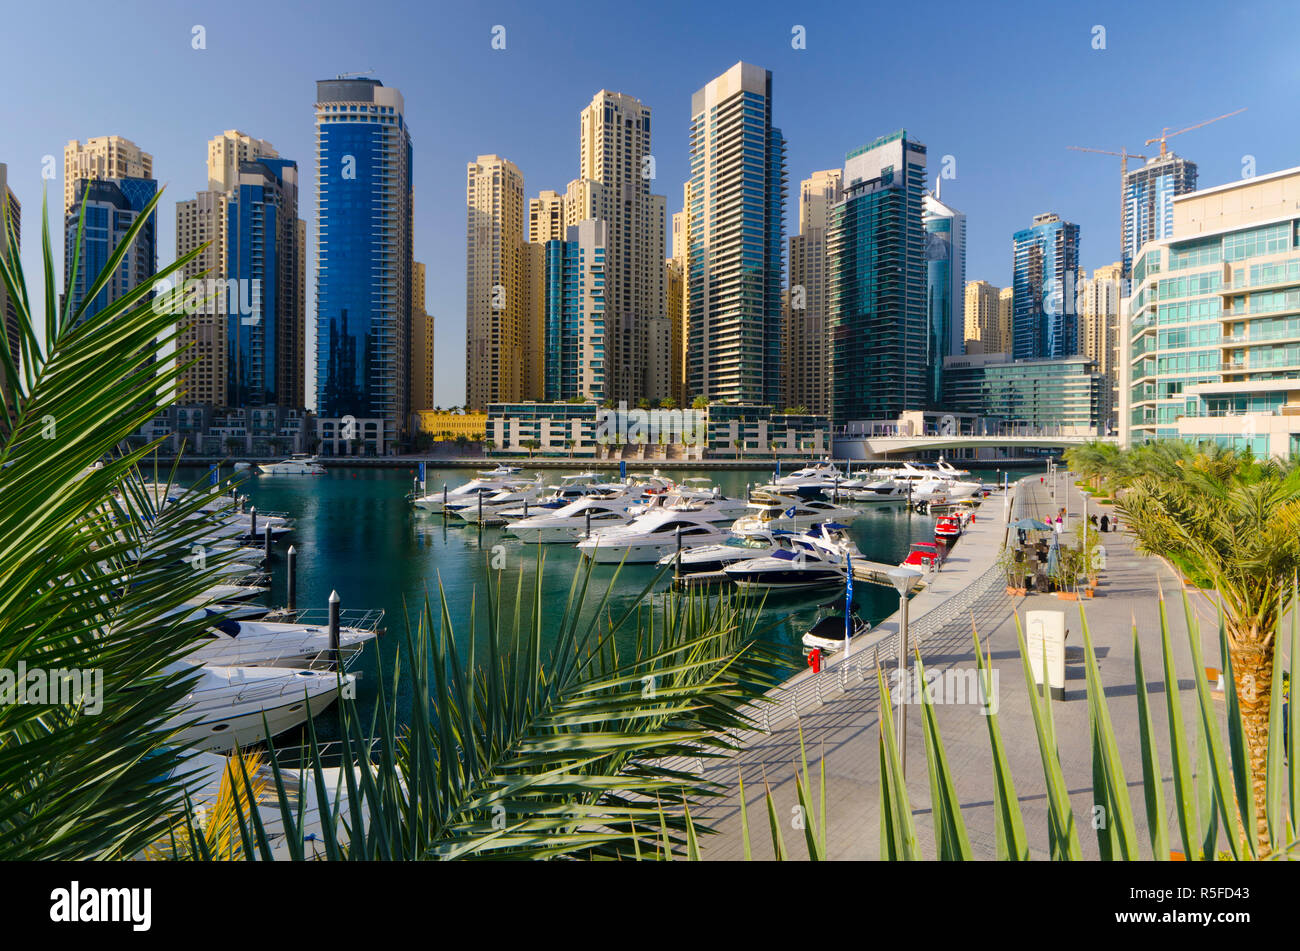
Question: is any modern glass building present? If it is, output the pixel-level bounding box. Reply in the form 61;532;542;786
685;62;787;406
1121;166;1300;457
314;78;413;449
543;220;606;402
923;191;966;406
64;177;157;322
225;157;303;408
1011;212;1080;361
943;352;1106;432
1121;153;1197;279
828;130;927;424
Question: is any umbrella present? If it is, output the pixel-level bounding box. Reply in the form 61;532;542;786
1011;517;1051;531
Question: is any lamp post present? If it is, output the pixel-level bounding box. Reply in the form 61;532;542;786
887;565;922;778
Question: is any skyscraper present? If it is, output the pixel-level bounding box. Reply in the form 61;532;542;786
465;154;527;411
922;190;966;405
828;130;927;423
410;261;435;412
963;279;1004;355
685;62;787;405
784;170;841;416
315;77;414;451
1121;153;1197;278
64;137;152;217
1011;212;1080;360
64;177;157;322
573;91;667;403
543;220;607;401
1078;261;1123;429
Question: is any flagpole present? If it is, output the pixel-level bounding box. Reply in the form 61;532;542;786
844;552;853;660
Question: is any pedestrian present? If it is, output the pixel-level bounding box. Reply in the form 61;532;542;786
1054;515;1063;535
1100;513;1109;533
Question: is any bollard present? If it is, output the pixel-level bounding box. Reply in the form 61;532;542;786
585;507;592;539
523;497;528;518
264;521;272;561
286;545;297;610
478;491;483;526
250;506;258;541
833;478;840;502
443;483;448;511
675;524;682;582
328;590;340;670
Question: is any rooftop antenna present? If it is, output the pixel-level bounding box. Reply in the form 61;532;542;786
336;69;376;80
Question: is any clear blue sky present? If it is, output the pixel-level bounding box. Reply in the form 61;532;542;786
3;0;1298;407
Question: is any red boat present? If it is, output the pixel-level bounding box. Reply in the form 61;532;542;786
935;514;962;541
902;541;943;569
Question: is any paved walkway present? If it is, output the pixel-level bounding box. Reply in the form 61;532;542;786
695;474;1219;860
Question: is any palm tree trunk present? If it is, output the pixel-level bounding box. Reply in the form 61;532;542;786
1230;632;1273;857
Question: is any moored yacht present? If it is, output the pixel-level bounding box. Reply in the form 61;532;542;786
259;454;326;475
576;509;733;564
731;497;858;534
504;496;635;543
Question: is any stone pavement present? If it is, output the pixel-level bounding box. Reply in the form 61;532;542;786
695;473;1222;860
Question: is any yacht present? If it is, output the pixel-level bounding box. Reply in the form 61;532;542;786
164;663;355;752
731;498;859;534
935;457;972;479
772;463;846;499
576;509;733;564
189;617;378;669
445;479;546;525
412;467;530;513
260;454;326;476
722;536;849;592
802;599;872;653
833;478;910;504
504;496;634;544
654;528;798;575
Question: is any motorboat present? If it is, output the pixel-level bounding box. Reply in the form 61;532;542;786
446;479;547;525
802;599;871;653
901;541;944;571
935;457;972;479
259;454;326;476
834;478;910;504
654;528;798;575
731;498;859;534
771;463;846;499
722;536;849;593
934;513;963;542
800;522;865;560
163;662;355;752
504;496;635;544
412;468;533;513
188;617;378;669
197;581;270;603
576;509;733;564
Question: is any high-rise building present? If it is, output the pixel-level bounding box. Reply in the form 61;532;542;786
784;170;841;416
465;154;527;411
828;130;927;423
543;220;607;402
685;62;787;405
65;177;157;322
963;280;1004;355
922;190;966;405
1121;153;1197;278
998;287;1014;355
0;164;19;402
64;137;152;216
529;189;566;244
1078;261;1123;429
572;91;667;403
1011;212;1080;360
314;78;414;451
665;256;684;406
1121;166;1300;457
410;261;435;412
177;133;304;410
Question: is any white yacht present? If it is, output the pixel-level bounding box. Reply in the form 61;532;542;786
772;462;846;499
722;536;850;592
731;498;859;534
576;509;733;564
412;467;530;513
189;617;378;669
836;478;911;504
164;663;355;752
259;454;326;476
445;479;546;525
654;528;798;575
504;496;634;544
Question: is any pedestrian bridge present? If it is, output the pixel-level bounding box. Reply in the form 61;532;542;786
833;433;1118;461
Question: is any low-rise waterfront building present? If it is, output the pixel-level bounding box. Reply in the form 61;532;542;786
133;405;314;456
414;410;488;440
943;352;1108;434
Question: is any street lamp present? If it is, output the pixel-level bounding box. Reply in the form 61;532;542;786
887;565;923;778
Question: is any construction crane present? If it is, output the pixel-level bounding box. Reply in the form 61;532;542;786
1145;108;1247;159
1067;146;1149;177
335;69;375;80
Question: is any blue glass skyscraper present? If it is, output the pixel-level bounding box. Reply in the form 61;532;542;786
65;177;157;321
314;78;413;450
1011;213;1080;360
1121;153;1197;278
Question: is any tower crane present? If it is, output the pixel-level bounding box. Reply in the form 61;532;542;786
1145;108;1247;159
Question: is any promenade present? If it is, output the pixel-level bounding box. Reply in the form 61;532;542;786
695;474;1225;860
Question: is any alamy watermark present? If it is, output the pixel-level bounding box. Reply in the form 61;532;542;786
595;401;706;447
1;663;103;714
151;276;262;325
889;666;999;715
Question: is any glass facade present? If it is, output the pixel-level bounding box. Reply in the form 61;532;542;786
543;225;606;402
65;177;157;322
1011;214;1080;361
1122;156;1197;278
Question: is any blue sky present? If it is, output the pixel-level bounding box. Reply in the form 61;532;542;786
3;0;1298;407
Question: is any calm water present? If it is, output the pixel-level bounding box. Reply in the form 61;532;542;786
175;464;1004;738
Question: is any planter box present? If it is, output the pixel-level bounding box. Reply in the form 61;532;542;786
1056;591;1078;601
1083;588;1095;598
1006;586;1028;596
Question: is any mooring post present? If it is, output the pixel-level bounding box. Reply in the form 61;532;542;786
286;545;297;610
328;590;341;670
250;506;258;541
263;521;272;561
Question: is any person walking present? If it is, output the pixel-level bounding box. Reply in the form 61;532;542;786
1100;513;1109;533
1054;514;1063;535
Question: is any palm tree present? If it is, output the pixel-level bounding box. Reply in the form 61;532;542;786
692;395;709;410
1106;445;1300;854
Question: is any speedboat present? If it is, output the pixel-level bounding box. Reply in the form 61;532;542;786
576;509;733;564
504;496;635;544
259;454;326;475
901;541;944;571
802;599;871;653
164;663;355;752
189;617;378;669
654;528;798;575
731;498;859;534
722;536;849;593
934;514;963;541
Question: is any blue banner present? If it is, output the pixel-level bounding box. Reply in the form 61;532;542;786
619;459;627;480
418;461;426;483
209;464;218;486
845;553;853;643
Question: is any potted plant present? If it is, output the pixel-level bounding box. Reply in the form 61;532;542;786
1054;546;1081;600
999;548;1027;596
